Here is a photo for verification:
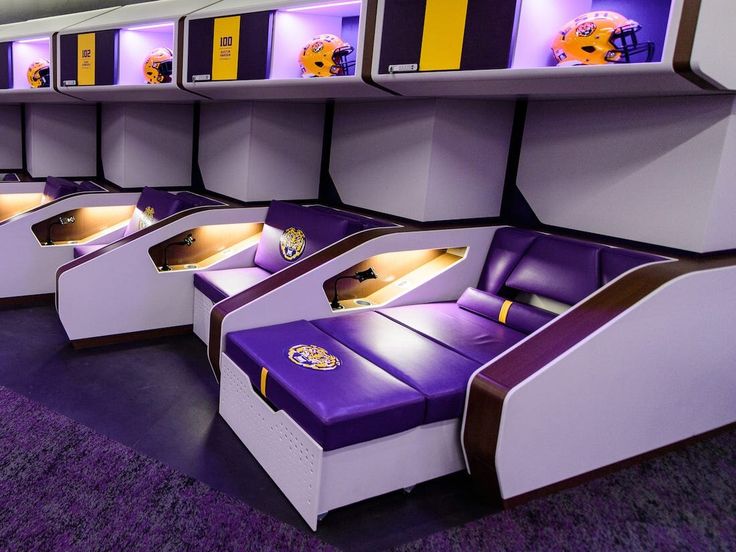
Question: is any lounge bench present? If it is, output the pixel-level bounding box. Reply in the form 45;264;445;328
218;227;662;529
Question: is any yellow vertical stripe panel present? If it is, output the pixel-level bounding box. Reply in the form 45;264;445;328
419;0;469;71
498;300;513;325
77;33;96;86
260;367;268;397
212;16;241;81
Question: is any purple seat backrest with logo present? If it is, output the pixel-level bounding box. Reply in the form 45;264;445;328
123;187;186;237
253;201;353;274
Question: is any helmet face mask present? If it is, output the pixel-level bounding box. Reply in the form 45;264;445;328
27;59;50;88
552;11;655;66
299;34;355;78
143;47;173;84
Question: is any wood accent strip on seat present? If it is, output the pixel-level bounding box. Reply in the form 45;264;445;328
463;252;736;502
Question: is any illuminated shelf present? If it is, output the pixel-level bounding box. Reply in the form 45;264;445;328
150;222;263;273
182;0;386;100
0;8;115;103
325;247;467;310
371;0;736;98
31;205;135;246
56;0;216;102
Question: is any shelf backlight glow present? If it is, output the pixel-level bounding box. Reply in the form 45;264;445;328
285;1;360;12
17;37;50;44
125;22;174;32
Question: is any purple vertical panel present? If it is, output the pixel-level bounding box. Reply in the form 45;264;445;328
187;18;214;81
0;43;11;89
460;0;516;70
59;34;77;85
237;11;274;81
95;29;119;85
341;15;359;77
591;0;673;63
378;0;427;74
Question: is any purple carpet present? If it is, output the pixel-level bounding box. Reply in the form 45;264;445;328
1;383;735;551
0;386;333;552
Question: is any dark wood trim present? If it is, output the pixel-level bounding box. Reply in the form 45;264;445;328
359;0;401;96
71;324;193;350
673;0;718;90
463;251;736;503
0;293;54;310
502;420;736;509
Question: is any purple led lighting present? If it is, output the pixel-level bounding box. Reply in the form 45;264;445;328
17;37;50;44
125;22;174;32
285;1;360;12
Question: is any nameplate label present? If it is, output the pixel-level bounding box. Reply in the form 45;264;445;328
388;64;418;74
192;74;211;82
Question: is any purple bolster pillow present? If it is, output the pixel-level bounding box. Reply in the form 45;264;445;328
457;287;556;335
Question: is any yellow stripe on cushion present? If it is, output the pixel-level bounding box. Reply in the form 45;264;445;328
419;0;469;71
499;300;513;325
260;367;268;397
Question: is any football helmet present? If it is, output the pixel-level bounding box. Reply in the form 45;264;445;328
299;34;354;78
552;11;655;65
27;58;50;88
143;47;173;84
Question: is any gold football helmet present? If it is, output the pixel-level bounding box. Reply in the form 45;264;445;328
143;47;173;84
299;34;354;78
27;58;50;88
552;11;655;65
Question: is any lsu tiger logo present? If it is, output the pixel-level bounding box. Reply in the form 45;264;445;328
287;345;341;371
279;227;306;261
138;206;155;230
575;22;597;37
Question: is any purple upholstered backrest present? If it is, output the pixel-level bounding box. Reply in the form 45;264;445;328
175;191;225;209
43;177;81;200
123;187;185;237
253;201;353;274
479;228;663;306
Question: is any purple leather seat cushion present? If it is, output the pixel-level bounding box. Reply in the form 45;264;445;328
73;244;108;258
225;320;425;450
43;177;80;200
123;187;185;237
457;287;556;335
2;173;19;182
253;201;352;273
379;302;526;365
313;311;480;423
193;266;271;303
478;227;539;294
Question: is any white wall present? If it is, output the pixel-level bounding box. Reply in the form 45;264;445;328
102;102;193;188
25;103;96;178
199;101;324;201
330;99;514;221
518;95;736;253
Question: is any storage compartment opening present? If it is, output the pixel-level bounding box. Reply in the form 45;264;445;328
31;205;135;246
511;0;673;68
270;2;361;80
12;38;50;90
149;222;263;272
323;247;468;310
118;22;175;86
